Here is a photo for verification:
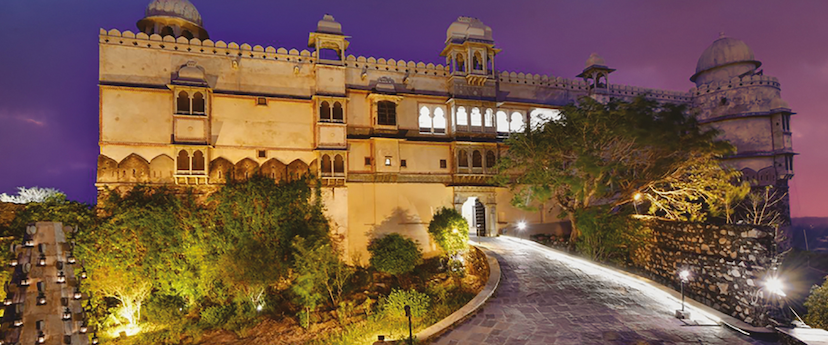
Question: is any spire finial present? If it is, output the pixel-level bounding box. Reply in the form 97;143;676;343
719;31;726;38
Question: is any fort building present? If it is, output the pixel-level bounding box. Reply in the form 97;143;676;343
97;0;796;261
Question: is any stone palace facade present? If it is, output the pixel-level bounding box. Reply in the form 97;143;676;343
96;0;796;260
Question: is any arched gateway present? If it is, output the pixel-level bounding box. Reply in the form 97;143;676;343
453;186;497;237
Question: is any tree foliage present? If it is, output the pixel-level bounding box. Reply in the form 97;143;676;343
368;233;422;276
427;207;469;256
496;96;734;244
805;277;828;329
0;186;63;204
292;236;354;328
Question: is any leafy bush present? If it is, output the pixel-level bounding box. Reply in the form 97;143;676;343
380;288;430;322
200;304;237;329
575;206;646;262
143;294;186;325
368;233;422;276
805;277;828;329
427;207;469;256
292;236;354;328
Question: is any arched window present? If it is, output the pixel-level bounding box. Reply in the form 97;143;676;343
510;112;525;133
419;106;431;133
177;150;189;171
333;102;343;122
472;150;482;168
334;154;345;174
456;53;465;73
433;108;446;134
181;30;194;40
456;106;468;126
320;101;331;121
192;151;205;171
471;107;482;127
458;150;469;168
321;155;332;175
486;151;496;168
473;52;482;70
484;109;494;127
177;91;189;114
192;92;205;114
496;111;509;133
377;101;396;126
160;26;174;37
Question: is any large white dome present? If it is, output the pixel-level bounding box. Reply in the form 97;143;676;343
145;0;203;26
692;35;760;82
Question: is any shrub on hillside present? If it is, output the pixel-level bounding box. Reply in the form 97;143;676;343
805;277;828;329
427;207;469;256
380;288;430;322
368;233;422;276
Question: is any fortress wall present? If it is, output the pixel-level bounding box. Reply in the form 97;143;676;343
346;183;454;265
633;217;777;326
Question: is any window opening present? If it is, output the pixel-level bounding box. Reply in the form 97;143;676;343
177;91;189;114
486;151;496;168
384;157;392;166
473;52;482;70
334;154;345;174
192;151;205;171
400;159;407;168
258;150;266;158
333;102;344;122
182;30;194;40
472;150;482;168
496;111;509;133
320;101;331;121
377;101;396;126
440;159;447;169
176;150;189;171
257;97;267;106
471;107;482;127
456;53;465;73
192;92;205;114
458;150;468;168
456;106;468;126
433;107;446;134
321;155;332;176
160;26;174;37
419;106;432;133
364;157;371;166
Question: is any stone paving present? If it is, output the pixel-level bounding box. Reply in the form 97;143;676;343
432;237;776;345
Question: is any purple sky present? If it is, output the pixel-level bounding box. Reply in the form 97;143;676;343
0;1;825;217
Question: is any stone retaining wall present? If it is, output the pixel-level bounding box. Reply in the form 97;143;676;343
632;217;778;326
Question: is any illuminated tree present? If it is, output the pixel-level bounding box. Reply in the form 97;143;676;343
427;207;469;256
805;277;828;329
496;96;732;245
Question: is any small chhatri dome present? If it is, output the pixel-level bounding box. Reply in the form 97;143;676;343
137;0;209;39
316;14;343;35
146;0;203;26
691;34;761;83
585;53;607;68
446;17;493;43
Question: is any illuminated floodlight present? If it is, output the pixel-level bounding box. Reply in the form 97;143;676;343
517;222;527;231
452;228;458;234
679;270;690;282
634;193;643;201
256;304;263;312
765;276;786;297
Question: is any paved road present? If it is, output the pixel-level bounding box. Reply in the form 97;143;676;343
432;237;775;345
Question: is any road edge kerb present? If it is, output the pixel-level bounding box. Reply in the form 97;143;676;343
413;244;502;344
501;235;776;337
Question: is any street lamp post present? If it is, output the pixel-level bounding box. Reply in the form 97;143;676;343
675;270;691;319
404;305;413;345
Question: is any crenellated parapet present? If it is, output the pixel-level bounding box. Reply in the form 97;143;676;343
100;29;316;63
690;74;780;96
343;55;450;77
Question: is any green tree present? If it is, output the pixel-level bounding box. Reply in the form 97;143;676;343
427;207;469;256
643;156;750;222
496;96;732;245
368;233;422;276
805;277;828;329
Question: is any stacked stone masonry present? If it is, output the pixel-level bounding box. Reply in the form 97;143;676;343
633;218;777;326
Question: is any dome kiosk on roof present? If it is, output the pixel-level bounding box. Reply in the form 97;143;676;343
137;0;209;40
